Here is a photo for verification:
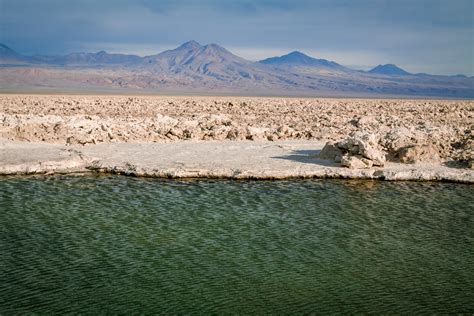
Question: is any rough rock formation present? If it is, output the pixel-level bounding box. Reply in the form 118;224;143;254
398;144;441;164
1;95;472;166
341;155;373;169
451;129;474;169
336;132;386;167
320;126;472;169
319;132;386;169
318;141;342;162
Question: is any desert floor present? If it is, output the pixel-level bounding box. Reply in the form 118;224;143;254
1;94;473;181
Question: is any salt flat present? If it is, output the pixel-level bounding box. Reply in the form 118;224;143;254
1;95;472;182
1;139;472;183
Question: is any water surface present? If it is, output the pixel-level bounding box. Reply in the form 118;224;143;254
1;176;473;313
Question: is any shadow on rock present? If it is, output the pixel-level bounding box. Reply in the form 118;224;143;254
444;160;471;169
272;149;338;166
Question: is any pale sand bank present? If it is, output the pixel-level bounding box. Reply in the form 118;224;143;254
1;139;472;183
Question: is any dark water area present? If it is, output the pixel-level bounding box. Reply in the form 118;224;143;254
1;176;473;314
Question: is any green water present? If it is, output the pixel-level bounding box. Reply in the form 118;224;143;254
0;176;473;314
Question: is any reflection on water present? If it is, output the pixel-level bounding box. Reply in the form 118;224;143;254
0;176;473;314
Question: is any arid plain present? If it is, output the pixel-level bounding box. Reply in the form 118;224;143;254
1;94;473;181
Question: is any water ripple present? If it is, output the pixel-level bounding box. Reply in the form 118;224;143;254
1;176;473;314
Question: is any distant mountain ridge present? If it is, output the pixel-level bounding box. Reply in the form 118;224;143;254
0;41;472;98
0;43;30;63
259;51;344;70
0;43;19;58
42;51;142;65
137;40;276;83
0;44;142;65
142;40;250;72
369;64;411;76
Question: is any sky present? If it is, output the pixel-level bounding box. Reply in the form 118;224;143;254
0;0;473;75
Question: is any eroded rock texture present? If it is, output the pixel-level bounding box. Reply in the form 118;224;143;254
1;95;472;167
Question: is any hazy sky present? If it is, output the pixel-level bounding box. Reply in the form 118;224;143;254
1;0;472;75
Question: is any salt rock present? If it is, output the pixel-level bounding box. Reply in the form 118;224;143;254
451;135;474;169
398;144;441;164
155;114;179;126
319;141;342;161
361;157;374;168
382;127;426;153
154;114;179;135
208;125;231;140
179;120;202;139
199;114;231;130
66;134;96;146
276;125;295;138
337;131;386;166
246;127;270;141
353;115;378;129
341;155;368;169
226;127;246;140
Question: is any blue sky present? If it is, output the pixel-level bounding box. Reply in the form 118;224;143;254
0;0;472;75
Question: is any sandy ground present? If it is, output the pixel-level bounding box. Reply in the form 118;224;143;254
1;139;473;182
0;95;472;181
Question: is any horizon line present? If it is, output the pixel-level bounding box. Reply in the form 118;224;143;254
1;40;472;77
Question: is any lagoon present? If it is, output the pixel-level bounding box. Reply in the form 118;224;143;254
1;176;473;313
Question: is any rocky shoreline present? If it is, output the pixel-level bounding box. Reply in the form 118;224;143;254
1;139;473;183
1;95;472;182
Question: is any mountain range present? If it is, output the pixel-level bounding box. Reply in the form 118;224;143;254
1;41;472;98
